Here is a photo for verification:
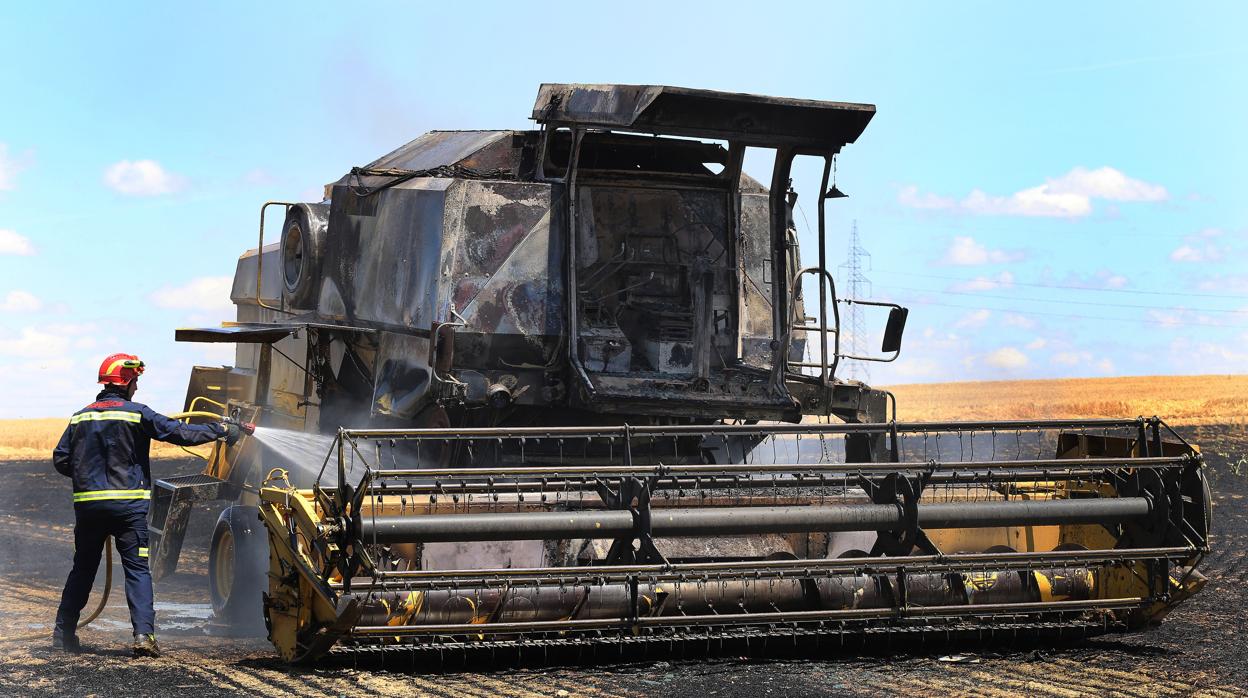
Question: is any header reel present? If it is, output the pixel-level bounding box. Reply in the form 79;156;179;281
257;418;1209;663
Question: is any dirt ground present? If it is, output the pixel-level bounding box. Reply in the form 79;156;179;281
1;424;1244;697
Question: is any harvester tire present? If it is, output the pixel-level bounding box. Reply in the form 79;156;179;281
280;203;327;309
208;505;269;635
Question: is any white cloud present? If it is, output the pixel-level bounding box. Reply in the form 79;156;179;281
1045;349;1114;374
1169;228;1227;263
0;143;28;191
1196;274;1248;294
1025;337;1047;350
0;327;71;358
0;229;34;255
1167;336;1248;369
984;347;1028;369
949;270;1015;292
962;185;1092;217
899;166;1167;218
1046;166;1168;202
103;159;184;196
1047;269;1130;290
1169;245;1214;262
1051;351;1082;366
1144;307;1233;329
1007;314;1038;330
1146;309;1184;328
149;276;234;312
1050;350;1113;370
892;357;941;379
897;185;955;210
942;236;1024;266
0;290;41;312
954;309;991;329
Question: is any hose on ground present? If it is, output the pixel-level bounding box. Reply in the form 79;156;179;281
1;407;226;643
0;537;113;643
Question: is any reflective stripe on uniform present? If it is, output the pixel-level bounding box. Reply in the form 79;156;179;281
69;410;141;425
138;547;149;558
72;489;151;502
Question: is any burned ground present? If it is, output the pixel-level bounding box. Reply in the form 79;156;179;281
1;424;1244;696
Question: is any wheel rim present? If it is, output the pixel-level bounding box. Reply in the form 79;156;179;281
213;528;236;610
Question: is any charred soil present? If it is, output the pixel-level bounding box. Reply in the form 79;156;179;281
1;424;1244;696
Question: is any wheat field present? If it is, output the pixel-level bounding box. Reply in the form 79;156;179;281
0;418;213;462
0;375;1243;461
883;374;1248;425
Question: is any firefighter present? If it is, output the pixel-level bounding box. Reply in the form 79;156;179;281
51;353;242;657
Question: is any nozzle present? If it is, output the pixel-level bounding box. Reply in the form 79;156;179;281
221;419;256;445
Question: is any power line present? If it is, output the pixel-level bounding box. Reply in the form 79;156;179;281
888;285;1248;314
881;218;1226;242
900;298;1244;328
838;221;871;381
874;269;1248;300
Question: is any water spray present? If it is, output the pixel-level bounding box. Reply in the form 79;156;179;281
248;426;341;482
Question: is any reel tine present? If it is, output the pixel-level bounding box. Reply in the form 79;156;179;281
257;419;1205;661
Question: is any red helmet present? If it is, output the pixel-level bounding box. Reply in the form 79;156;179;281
98;353;145;386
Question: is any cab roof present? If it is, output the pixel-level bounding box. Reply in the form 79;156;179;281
532;83;875;151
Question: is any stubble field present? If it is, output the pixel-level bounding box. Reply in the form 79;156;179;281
1;375;1245;696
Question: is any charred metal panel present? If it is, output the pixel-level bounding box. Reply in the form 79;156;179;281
324;179;449;329
533;84;875;150
366;131;512;173
372;331;433;420
212;85;890;427
456;132;534;174
445;180;559;337
450;185;568;375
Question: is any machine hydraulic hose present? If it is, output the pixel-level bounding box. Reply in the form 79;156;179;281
171;410;229;421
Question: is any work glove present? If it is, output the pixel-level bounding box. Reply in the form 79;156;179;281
221;420;242;445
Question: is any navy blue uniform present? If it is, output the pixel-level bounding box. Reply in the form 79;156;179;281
53;389;224;637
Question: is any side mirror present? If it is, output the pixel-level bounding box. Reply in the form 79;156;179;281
881;307;909;353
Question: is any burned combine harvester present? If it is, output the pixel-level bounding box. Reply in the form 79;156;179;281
153;84;1211;663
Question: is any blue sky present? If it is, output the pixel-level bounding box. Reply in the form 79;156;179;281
1;2;1245;418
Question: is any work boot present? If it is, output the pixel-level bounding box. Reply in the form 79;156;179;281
51;631;81;654
132;633;160;658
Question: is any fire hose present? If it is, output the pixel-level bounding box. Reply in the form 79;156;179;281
0;539;114;643
1;410;239;644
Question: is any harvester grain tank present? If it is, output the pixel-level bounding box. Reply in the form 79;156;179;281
151;84;1211;661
